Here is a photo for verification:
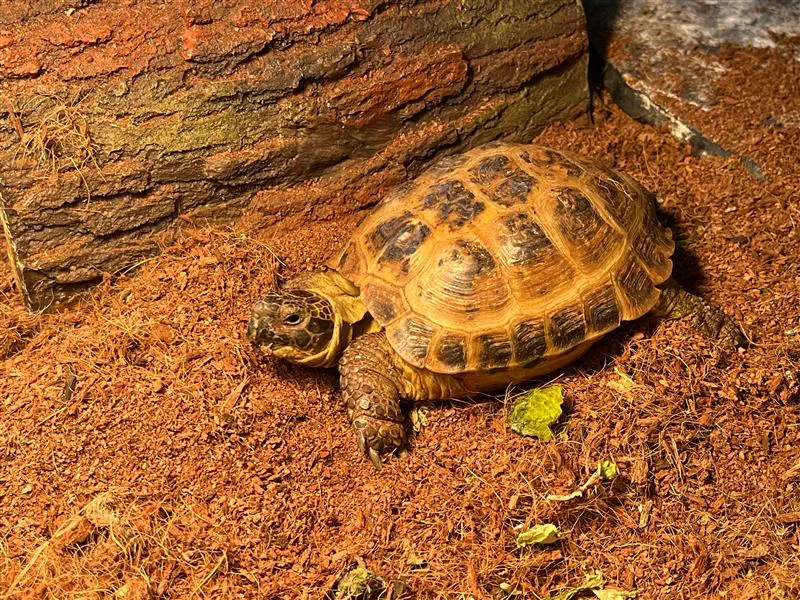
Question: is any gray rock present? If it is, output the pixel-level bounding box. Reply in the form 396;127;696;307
585;0;798;173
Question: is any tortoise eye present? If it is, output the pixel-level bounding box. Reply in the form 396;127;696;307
283;313;302;326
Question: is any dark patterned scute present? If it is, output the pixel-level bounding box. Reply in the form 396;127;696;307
511;318;547;364
367;211;411;252
476;332;513;370
558;157;584;178
469;154;513;184
554;186;626;269
490;170;537;207
370;297;397;323
639;201;673;253
436;333;468;370
417;238;506;322
614;259;656;315
392;316;434;362
361;283;400;324
380;223;430;264
422;180;485;229
583;284;621;333
372;300;397;323
368;211;431;273
593;176;637;228
500;212;553;266
451;240;496;277
549;306;586;350
518;148;556;167
554;187;604;244
634;234;670;276
519;148;583;177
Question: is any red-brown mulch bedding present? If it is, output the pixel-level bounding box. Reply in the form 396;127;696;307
2;41;799;599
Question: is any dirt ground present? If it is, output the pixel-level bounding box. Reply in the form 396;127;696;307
2;39;799;599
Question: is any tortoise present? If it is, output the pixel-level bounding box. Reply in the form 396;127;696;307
247;142;744;468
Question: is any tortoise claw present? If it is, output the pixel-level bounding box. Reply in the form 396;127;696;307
353;418;408;470
368;447;382;470
355;425;389;470
356;429;367;454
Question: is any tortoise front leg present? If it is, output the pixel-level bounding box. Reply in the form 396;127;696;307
652;278;745;348
338;332;408;469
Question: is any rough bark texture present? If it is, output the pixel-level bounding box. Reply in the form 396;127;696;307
0;0;589;309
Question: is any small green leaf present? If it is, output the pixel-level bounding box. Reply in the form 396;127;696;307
546;571;605;600
410;405;429;433
549;586;585;600
336;567;385;599
507;385;564;441
515;523;560;548
546;571;636;600
583;571;607;589
598;460;618;481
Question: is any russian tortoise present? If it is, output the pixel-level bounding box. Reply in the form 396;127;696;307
248;142;744;468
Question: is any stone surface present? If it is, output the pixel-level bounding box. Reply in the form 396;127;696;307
585;0;799;166
0;0;589;310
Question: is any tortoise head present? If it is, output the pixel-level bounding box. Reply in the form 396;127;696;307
248;289;336;365
247;269;369;368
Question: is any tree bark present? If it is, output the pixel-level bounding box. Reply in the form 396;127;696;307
0;0;589;310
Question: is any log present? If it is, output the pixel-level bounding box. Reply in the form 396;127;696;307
0;0;589;310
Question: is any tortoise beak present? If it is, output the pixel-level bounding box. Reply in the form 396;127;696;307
246;314;260;344
247;308;273;353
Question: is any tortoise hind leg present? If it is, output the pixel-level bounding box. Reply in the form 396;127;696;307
338;332;409;469
651;278;745;349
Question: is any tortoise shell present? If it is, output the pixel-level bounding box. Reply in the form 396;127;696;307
330;143;675;375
